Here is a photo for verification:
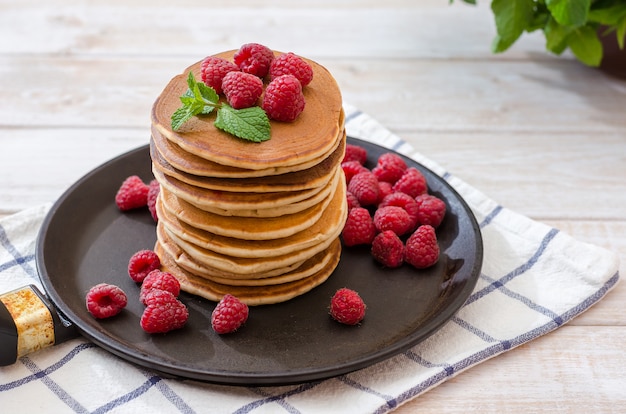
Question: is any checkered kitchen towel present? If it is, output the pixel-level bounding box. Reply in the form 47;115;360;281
0;104;620;413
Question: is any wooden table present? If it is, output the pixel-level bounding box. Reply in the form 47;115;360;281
1;1;624;412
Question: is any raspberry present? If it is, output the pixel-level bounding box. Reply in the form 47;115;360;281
127;249;161;283
392;167;428;198
371;230;405;268
347;171;379;206
140;295;188;334
139;270;181;304
147;179;160;222
414;194;447;228
115;175;149;211
200;56;239;95
221;71;264;109
373;205;412;236
405;225;440;269
377;181;393;205
342;144;368;165
379;192;419;231
346;191;361;212
372;152;407;184
233;43;274;78
329;288;366;325
341;207;376;246
269;52;313;86
142;289;178;308
86;283;127;319
341;161;369;184
261;75;306;122
211;294;249;334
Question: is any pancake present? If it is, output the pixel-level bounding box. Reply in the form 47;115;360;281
157;176;346;257
151;121;345;178
153;164;339;212
156;239;341;305
151;50;343;170
158;169;342;241
150;134;345;193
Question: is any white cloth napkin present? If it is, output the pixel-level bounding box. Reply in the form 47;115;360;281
0;105;620;413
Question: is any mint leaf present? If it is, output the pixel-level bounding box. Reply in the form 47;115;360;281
545;17;573;54
171;105;197;131
491;0;535;53
215;105;271;142
547;0;590;28
568;25;603;66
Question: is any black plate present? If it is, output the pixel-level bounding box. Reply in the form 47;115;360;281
36;137;482;385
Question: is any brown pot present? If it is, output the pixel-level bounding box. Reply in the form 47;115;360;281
598;27;626;79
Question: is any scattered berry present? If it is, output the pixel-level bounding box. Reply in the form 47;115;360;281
262;74;306;122
341;161;369;184
115;175;149;211
86;283;128;319
379;192;419;231
392;167;428;198
347;171;379;206
200;56;239;95
127;249;161;283
372;152;407;184
269;52;313;86
147;179;160;222
405;225;440;269
233;43;274;78
211;294;249;334
373;205;412;236
414;193;447;227
346;191;361;212
371;230;405;268
140;295;188;334
342;207;376;246
142;289;178;308
330;288;366;325
343;144;368;165
139;270;181;304
221;71;264;109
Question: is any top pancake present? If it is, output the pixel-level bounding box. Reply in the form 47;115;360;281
151;50;344;170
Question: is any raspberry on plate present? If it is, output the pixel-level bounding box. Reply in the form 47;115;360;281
372;152;407;184
139;269;181;304
371;230;405;268
346;191;361;212
379;192;419;232
115;175;149;211
373;205;412;236
262;74;306;122
392;167;428;198
405;225;440;269
140;295;189;334
147;179;160;222
211;294;249;334
128;249;161;283
414;193;447;227
347;171;379;206
200;56;239;95
377;181;394;205
341;161;369;185
233;43;274;78
342;144;368;165
330;288;366;325
221;71;264;109
341;207;376;247
269;52;313;86
86;283;128;319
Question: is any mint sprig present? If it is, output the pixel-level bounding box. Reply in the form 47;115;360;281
171;72;271;142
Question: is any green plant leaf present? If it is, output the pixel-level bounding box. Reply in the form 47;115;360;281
545;16;573;54
567;25;603;66
215;105;271;142
588;3;626;26
491;0;535;53
618;16;626;49
171;105;197;131
546;0;591;27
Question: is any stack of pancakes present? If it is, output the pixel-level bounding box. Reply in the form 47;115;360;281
149;50;347;305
